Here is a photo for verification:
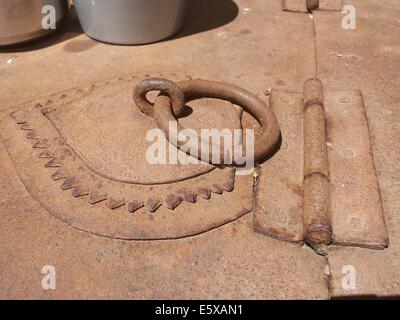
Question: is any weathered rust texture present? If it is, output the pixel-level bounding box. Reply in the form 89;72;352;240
177;188;197;203
72;187;89;198
303;79;332;247
26;132;38;139
60;176;78;190
302;172;331;246
108;198;126;210
20;123;33;131
135;78;281;166
32;140;47;148
282;0;342;12
127;200;144;213
318;0;343;11
89;191;108;205
282;0;309;12
45;158;61;168
51;170;66;180
303;80;329;178
147;198;162;213
134;78;185;117
315;0;399;296
324;90;389;249
210;184;224;194
282;0;318;12
39;150;54;159
222;175;235;192
197;187;211;199
10;110;28;124
0;72;254;240
307;0;319;10
0;0;343;299
253;90;304;243
255;86;388;251
40;73;238;186
165;194;183;210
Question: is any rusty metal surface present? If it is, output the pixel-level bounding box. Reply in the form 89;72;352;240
313;0;400;297
135;78;281;165
0;0;330;300
254;85;388;251
282;0;309;12
0;0;329;299
303;79;332;248
0;158;328;300
282;0;343;12
253;89;304;242
134;78;186;117
5;0;398;299
324;90;389;249
318;0;343;11
0;72;255;240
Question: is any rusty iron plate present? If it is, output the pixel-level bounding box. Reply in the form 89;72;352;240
282;0;343;12
254;84;388;250
0;71;254;240
325;90;389;249
253;89;304;242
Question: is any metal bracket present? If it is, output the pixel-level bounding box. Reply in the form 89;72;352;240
253;79;389;253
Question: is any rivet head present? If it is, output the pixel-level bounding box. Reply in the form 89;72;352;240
349;216;366;233
337;96;351;104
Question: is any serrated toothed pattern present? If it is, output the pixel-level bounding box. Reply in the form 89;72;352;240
32;140;47;148
13;74;236;214
39;150;54;159
45;158;61;168
89;191;108;205
210;184;224;194
128;200;144;213
72;187;89;198
165;194;183;210
108;198;125;210
147;198;162;213
60;177;78;190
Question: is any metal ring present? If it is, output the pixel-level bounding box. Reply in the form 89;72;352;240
138;79;281;165
133;78;185;117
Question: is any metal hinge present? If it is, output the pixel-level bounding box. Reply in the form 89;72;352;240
253;78;389;254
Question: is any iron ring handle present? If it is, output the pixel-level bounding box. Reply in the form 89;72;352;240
134;78;281;165
134;78;185;117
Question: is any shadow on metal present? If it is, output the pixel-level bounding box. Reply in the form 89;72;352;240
174;0;240;39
